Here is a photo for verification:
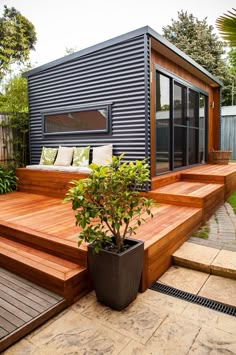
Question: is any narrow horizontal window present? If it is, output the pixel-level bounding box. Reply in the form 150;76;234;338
43;106;110;135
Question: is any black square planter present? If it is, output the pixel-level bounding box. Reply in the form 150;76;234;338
88;238;144;310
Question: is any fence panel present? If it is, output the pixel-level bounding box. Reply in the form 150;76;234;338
0;113;28;166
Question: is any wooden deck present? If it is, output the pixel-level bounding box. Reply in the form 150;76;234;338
0;268;66;353
1;163;236;349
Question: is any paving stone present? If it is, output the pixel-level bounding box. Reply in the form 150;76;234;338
158;266;209;294
188;326;236;354
146;313;200;355
3;339;39;355
198;275;236;307
82;297;168;345
211;249;236;279
173;242;220;272
121;340;154;354
137;289;188;314
27;308;131;354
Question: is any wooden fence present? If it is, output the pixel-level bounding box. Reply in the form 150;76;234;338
0;113;28;166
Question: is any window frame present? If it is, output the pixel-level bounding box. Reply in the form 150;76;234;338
42;103;112;136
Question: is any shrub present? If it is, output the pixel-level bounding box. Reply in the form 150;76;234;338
65;154;153;253
0;165;17;193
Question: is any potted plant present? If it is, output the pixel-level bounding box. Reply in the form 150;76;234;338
65;154;153;310
209;149;232;165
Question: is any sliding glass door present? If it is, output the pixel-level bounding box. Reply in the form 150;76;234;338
155;70;207;175
156;73;171;174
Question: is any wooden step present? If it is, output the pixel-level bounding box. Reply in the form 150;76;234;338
133;204;203;291
0;191;87;265
151;171;181;190
0;219;87;266
147;181;225;222
0;267;67;353
0;236;89;304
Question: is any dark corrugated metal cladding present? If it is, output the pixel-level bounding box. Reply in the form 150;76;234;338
28;35;150;164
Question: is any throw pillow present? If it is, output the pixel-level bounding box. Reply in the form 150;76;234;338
39;147;58;165
72;146;90;167
54;146;74;166
92;144;113;166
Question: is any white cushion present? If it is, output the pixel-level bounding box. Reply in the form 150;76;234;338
26;165;92;174
92;144;113;166
54;146;74;166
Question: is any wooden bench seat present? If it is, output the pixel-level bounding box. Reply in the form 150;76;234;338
16;168;89;198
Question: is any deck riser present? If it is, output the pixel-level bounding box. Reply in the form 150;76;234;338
140;209;203;291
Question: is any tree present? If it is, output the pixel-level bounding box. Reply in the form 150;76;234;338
0;5;37;79
0;74;28;113
216;8;236;46
162;10;232;105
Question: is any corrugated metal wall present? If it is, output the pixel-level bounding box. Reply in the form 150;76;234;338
221;115;236;160
28;35;150;164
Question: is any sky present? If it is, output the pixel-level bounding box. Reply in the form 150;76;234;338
0;0;235;69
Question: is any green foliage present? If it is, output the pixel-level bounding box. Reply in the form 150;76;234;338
0;165;17;193
216;8;236;46
65;155;153;253
0;5;37;79
162;10;232;106
192;225;209;239
227;190;236;214
0;74;28;113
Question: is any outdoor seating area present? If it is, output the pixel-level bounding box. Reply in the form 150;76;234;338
1;162;236;350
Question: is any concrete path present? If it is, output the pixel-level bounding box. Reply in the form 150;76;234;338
188;202;236;251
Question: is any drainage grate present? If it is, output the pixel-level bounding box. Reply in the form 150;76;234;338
149;282;236;317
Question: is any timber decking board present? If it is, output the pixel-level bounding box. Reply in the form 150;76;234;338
16;168;89;198
0;267;66;353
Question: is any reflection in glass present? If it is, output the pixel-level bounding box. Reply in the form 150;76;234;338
189;90;199;128
174;126;186;168
199;94;206;163
156;73;170;174
174;84;185;125
189;128;198;165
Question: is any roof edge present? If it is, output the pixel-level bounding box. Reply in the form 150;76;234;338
146;26;223;87
24;25;223;87
24;26;149;77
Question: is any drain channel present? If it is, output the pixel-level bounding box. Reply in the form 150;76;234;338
149;282;236;317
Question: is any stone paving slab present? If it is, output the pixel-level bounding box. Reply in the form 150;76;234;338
3;289;236;355
211;249;236;279
199;274;236;308
172;242;220;273
159;265;209;294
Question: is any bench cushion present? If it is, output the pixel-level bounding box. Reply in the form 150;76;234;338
26;165;92;174
54;146;74;166
39;147;58;165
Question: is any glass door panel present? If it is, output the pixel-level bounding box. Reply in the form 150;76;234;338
188;89;199;165
156;73;171;174
174;83;187;168
199;94;206;163
155;70;207;175
189;128;198;165
174;126;186;168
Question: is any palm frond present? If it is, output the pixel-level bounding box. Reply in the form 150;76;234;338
216;8;236;46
